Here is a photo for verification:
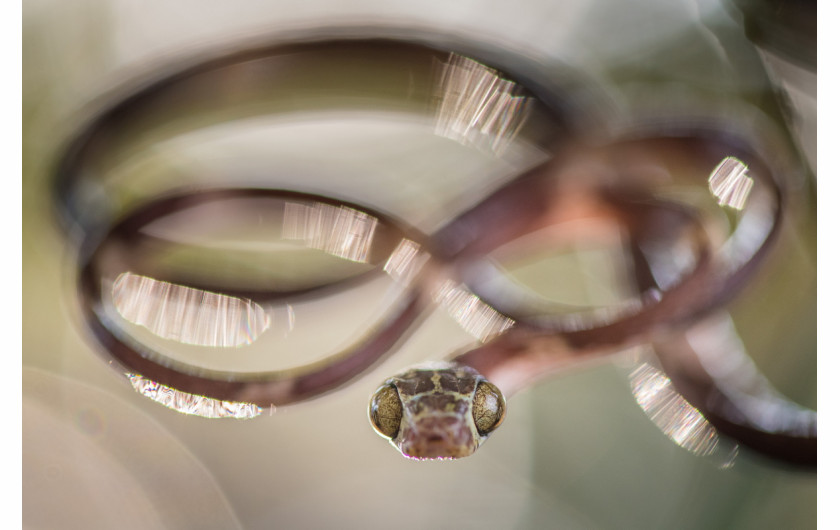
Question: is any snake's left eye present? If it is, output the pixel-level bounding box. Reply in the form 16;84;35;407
369;385;403;439
472;381;506;435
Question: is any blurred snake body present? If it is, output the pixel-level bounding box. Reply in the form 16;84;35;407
53;34;816;466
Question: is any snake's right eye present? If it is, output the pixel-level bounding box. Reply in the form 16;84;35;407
369;385;403;439
472;381;506;436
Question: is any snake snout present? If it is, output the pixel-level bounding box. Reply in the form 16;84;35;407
399;416;476;459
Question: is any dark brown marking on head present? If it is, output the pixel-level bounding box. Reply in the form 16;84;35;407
391;371;437;394
406;393;470;416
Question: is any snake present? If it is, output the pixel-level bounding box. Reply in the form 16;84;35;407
52;34;816;467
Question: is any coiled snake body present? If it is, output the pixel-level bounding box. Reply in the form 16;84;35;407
55;36;816;467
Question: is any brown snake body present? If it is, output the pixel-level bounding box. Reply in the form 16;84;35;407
51;35;815;467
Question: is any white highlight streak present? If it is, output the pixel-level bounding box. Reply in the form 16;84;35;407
281;202;377;263
708;157;754;210
629;363;724;459
112;272;270;347
384;239;429;285
433;54;531;155
125;373;261;419
434;280;515;342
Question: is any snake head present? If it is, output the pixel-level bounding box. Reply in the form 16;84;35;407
368;361;506;460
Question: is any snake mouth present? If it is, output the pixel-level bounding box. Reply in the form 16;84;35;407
398;416;477;459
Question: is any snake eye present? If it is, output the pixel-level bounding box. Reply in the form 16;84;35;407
472;381;506;436
369;385;403;439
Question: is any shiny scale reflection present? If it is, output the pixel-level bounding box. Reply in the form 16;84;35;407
434;279;515;343
383;238;430;286
629;362;737;467
280;201;378;264
708;156;754;210
112;272;271;348
434;54;532;155
125;373;261;419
